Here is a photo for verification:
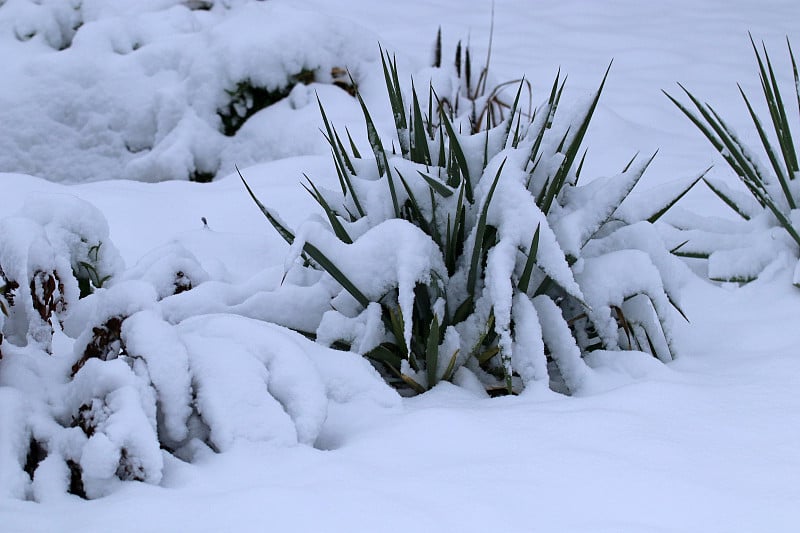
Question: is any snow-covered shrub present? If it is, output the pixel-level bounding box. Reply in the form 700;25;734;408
2;283;339;499
666;38;800;284
245;53;690;395
1;196;396;500
20;274;337;498
0;194;123;353
5;302;389;499
0;1;374;182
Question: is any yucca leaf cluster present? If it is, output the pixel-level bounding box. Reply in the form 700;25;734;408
667;37;800;284
246;51;686;395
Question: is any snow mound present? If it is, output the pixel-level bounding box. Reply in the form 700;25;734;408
0;1;377;183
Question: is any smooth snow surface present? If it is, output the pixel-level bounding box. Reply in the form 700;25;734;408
2;0;800;531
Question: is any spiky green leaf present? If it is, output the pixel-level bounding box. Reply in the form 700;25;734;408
517;224;540;294
426;315;440;387
647;166;706;223
467;158;507;295
302;175;353;244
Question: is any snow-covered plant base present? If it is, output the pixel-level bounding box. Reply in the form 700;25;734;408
246;53;692;395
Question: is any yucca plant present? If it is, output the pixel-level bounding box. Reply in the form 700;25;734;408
666;37;800;284
243;51;690;395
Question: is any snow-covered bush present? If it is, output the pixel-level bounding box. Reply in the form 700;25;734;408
245;53;690;395
0;194;123;353
1;196;396;500
666;38;800;284
4;303;336;499
0;1;373;182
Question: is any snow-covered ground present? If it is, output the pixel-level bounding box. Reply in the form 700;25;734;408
2;0;800;531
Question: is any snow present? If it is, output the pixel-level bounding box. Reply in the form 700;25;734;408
316;302;385;354
509;293;547;388
0;387;29;500
533;294;590;394
1;0;800;531
178;314;329;448
121;311;192;444
121;243;209;300
0;2;377;183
